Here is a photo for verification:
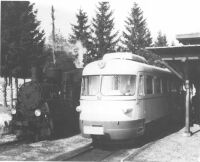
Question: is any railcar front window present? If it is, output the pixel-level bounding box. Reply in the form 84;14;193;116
81;76;100;96
101;75;136;96
138;75;145;96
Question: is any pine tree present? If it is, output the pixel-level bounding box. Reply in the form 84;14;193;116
2;1;45;106
69;9;91;47
48;31;68;52
69;9;93;64
122;2;152;53
154;31;168;47
1;1;45;79
91;2;119;60
46;31;76;70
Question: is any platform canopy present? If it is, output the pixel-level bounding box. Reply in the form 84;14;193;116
176;33;200;45
146;43;200;84
146;33;200;136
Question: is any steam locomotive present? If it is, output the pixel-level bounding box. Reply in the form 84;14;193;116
10;65;82;141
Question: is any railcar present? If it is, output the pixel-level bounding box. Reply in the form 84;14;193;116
76;52;182;142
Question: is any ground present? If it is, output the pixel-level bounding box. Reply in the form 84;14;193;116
130;124;200;162
0;105;199;161
0;124;200;161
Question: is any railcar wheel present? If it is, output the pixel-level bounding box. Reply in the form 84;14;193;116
92;136;104;147
92;136;99;146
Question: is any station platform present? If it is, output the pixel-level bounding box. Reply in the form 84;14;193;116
0;124;199;161
0;134;92;161
131;124;200;162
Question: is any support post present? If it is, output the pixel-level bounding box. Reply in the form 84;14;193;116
183;80;191;136
183;61;191;137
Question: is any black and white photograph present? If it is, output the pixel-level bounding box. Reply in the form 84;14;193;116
0;0;200;161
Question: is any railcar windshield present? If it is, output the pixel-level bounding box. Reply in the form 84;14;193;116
101;75;136;96
81;76;100;96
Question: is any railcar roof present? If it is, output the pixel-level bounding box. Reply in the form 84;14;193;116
83;59;170;75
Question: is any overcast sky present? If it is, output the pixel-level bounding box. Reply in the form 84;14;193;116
32;0;200;44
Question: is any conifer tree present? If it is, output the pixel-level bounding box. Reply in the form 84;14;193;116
122;2;152;53
69;9;93;64
2;1;45;106
1;1;45;79
69;9;91;47
49;31;68;52
91;2;119;60
154;31;168;47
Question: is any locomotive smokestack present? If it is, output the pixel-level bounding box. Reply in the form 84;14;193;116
72;41;86;68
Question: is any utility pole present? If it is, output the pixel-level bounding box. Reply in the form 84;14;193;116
0;2;1;76
51;5;56;64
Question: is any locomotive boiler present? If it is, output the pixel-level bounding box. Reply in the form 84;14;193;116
11;65;82;141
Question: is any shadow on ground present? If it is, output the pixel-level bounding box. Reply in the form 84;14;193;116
94;120;184;150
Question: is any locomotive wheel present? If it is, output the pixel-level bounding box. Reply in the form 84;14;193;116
92;137;99;147
35;117;55;141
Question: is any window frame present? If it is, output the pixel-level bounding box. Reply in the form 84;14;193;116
154;76;162;94
100;74;137;96
138;74;145;96
81;75;101;96
146;75;154;95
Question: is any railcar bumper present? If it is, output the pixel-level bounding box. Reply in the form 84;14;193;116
80;119;145;140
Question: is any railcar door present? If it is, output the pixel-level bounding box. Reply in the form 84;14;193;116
142;72;158;123
142;72;170;123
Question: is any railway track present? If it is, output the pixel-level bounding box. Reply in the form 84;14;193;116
0;122;183;161
64;137;156;161
66;145;119;161
61;122;183;161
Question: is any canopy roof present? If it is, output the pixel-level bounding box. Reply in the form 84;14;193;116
146;45;200;61
146;44;200;84
176;33;200;45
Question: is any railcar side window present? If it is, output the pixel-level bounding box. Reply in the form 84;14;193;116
81;76;100;96
162;78;167;93
171;80;178;92
167;80;171;92
138;75;144;96
101;75;136;96
154;77;161;94
146;75;153;94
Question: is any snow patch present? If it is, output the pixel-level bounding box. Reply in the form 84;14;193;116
0;113;12;136
0;113;12;126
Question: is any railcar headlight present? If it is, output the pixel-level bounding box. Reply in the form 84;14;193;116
11;108;16;115
34;109;41;117
122;107;133;114
98;61;106;69
76;106;82;112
